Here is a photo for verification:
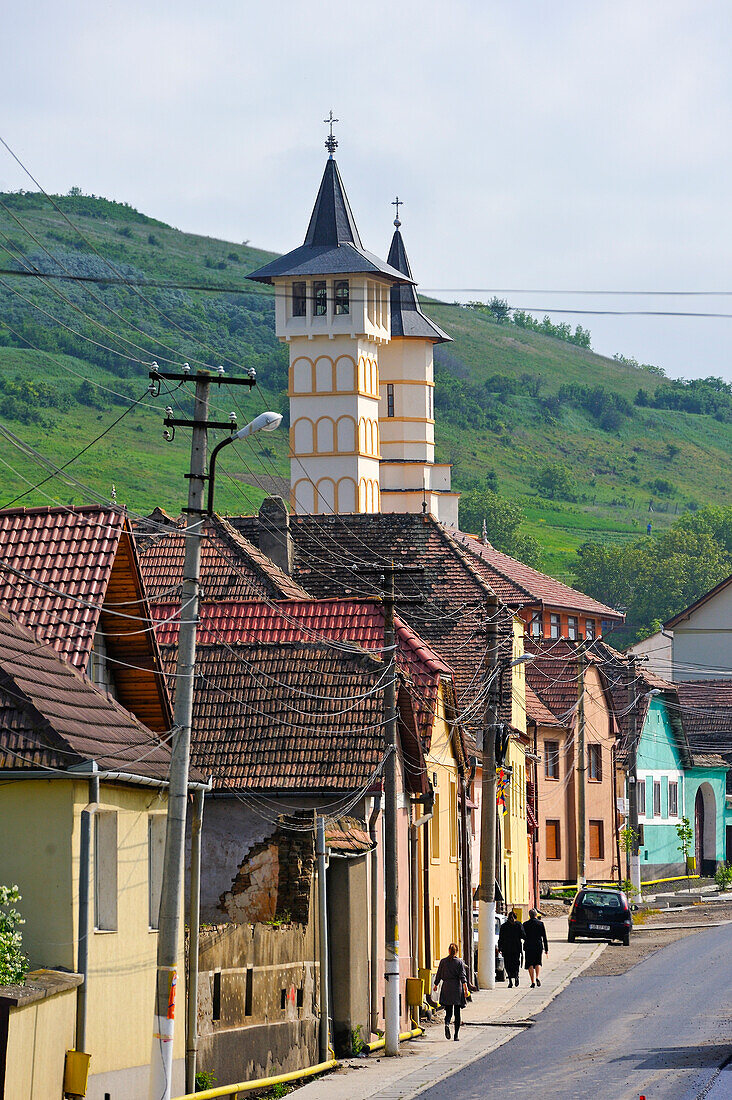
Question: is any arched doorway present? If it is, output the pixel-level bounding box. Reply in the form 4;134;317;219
695;784;717;876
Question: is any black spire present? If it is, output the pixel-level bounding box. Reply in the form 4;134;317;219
303;157;363;249
387;211;450;343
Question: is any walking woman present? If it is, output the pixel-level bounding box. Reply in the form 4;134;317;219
498;911;525;988
523;908;549;988
433;943;469;1041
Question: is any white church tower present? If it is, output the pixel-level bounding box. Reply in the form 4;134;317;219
248;120;459;524
378;205;460;526
247;119;408;514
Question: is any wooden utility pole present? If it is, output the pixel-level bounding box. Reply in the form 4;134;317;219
476;595;500;989
576;647;587;887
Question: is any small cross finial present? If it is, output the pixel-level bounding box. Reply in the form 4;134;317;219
324;110;339;157
392;195;403;228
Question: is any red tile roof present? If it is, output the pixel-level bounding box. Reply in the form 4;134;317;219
0;605;185;781
525;638;617;733
0;505;125;668
152;597;454;748
227;512;516;729
0;504;173;733
138;514;310;603
525;684;562;727
156;638;424;793
453;532;623;621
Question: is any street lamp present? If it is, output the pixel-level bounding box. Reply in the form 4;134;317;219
207;411;283;514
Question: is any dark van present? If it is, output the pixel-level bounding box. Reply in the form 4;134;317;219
568;886;632;945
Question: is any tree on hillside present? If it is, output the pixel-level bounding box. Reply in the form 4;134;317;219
573;507;732;640
458;489;541;567
532;463;578;502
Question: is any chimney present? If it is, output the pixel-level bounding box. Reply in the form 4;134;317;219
258;496;293;575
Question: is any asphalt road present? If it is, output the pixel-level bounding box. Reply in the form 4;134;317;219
415;922;732;1100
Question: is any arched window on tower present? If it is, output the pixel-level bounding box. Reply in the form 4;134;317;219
335;280;349;315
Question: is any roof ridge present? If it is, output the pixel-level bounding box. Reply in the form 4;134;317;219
432;520;500;600
212;516;312;599
456;533;535;602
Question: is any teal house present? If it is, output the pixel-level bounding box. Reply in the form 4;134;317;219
635;686;729;880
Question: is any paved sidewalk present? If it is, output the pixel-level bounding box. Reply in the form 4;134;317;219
295;917;604;1100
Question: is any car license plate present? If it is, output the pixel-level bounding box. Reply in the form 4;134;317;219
589;923;610;931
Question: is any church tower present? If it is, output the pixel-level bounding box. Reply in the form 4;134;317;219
378;207;460;525
247;120;409;515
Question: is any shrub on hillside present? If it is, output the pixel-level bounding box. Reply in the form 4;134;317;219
532;463;578;502
458;488;541;567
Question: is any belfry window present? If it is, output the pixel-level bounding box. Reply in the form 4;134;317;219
292;282;306;317
428;387;434;420
314;281;327;317
387;384;395;418
334;280;349;315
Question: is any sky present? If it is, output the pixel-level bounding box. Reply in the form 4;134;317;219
1;0;730;380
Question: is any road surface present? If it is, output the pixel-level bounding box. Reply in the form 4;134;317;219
415;922;732;1100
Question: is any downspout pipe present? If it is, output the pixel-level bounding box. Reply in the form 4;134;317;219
316;816;331;1063
76;772;100;1053
368;794;382;1037
185;788;205;1092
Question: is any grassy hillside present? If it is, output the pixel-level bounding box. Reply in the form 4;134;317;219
1;191;731;581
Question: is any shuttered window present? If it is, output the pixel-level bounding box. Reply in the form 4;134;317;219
590;820;604;860
546;820;561;860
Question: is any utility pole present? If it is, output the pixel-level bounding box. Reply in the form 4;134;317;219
627;654;642;900
355;562;422;1057
576;646;587;887
147;366;255;1100
476;594;500;989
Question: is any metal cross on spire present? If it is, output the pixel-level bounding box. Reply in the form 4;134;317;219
324;110;339;157
392;195;403;228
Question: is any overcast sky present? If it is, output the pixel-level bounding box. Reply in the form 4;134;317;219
2;0;730;380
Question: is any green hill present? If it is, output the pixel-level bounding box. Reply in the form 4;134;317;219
1;190;731;582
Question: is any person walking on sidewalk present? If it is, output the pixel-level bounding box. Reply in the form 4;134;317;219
433;943;469;1041
498;910;525;988
523;909;548;988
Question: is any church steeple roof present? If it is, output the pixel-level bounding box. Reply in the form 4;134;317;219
387;224;451;344
247;157;412;285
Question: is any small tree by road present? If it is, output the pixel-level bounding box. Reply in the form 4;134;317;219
676;817;694;893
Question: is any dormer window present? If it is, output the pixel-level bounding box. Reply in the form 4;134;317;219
292;282;306;318
314;281;327;317
334;280;349;316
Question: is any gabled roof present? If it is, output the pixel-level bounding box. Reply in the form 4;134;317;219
525;638;618;735
227;511;515;729
0;504;171;732
453;531;624;621
156;638;425;794
387;228;451;343
525;684;563;727
0;606;182;781
675;680;732;763
137;513;310;603
152;596;456;751
246;158;412;285
664;575;732;629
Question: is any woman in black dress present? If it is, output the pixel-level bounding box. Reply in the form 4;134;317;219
498;910;525;988
433;943;469;1040
523;908;549;987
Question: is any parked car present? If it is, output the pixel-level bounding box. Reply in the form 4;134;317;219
473;909;507;980
568;886;632;945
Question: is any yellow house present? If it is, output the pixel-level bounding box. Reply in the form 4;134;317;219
470;616;531;922
0;606;205;1099
414;677;466;971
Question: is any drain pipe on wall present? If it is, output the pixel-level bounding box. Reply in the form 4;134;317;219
368;794;382;1037
316;816;331;1063
185;788;205;1093
76;770;100;1054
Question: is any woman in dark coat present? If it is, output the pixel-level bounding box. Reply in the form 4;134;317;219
523;908;549;987
498;910;525;988
433;943;469;1040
